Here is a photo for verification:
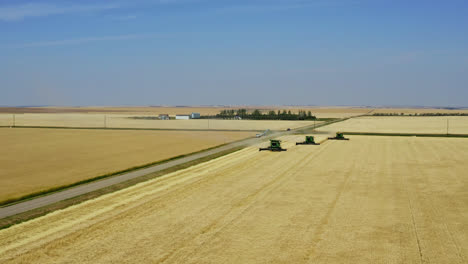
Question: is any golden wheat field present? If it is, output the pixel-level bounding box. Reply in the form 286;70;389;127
0;128;253;203
319;116;468;134
0;114;319;131
1;135;466;263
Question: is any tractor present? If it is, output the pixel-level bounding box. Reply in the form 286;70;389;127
296;136;320;145
259;139;287;151
328;132;349;140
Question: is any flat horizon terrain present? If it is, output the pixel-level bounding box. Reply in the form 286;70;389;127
1;135;466;263
1;106;467;119
0;128;253;203
319;116;468;134
0;106;373;119
0;113;321;131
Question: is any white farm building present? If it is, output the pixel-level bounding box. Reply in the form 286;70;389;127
175;115;190;120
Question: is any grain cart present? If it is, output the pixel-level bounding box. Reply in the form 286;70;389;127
296;136;320;145
259;139;287;151
328;132;349;140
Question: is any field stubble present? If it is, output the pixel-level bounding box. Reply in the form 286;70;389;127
0;135;466;263
319;116;468;134
0;106;373;118
0;128;253;203
0;114;319;131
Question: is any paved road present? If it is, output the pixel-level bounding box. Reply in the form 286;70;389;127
0;116;351;219
0;132;285;219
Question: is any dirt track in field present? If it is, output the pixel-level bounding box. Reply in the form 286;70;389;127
0;136;467;263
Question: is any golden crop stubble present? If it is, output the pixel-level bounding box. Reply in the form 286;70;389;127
0;113;320;130
319;116;468;134
0;128;253;203
1;135;466;263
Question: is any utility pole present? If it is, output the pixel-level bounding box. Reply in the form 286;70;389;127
104;115;107;128
12;114;15;127
447;119;449;135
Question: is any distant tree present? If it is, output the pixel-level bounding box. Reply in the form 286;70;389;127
236;109;247;117
217;108;316;120
252;109;261;118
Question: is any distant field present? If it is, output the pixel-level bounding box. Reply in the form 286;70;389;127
371;108;468;115
109;116;319;130
0;106;372;118
0;114;319;131
0;106;253;115
318;116;468;134
0;128;253;203
2;106;467;118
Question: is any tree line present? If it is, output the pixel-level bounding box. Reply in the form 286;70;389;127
216;109;317;120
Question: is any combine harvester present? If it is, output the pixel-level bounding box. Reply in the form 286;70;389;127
328;132;350;140
296;136;320;145
259;139;287;151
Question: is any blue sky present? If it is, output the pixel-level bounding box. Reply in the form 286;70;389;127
1;0;467;107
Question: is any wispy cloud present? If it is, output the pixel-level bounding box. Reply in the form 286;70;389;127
212;0;359;14
0;2;122;21
0;0;350;22
14;33;166;48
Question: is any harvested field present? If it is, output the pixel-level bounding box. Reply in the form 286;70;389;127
3;106;467;118
0;106;245;115
0;106;370;115
0;128;253;203
372;108;468;115
295;107;372;118
319;116;468;134
0;106;372;118
109;116;318;130
1;135;466;263
0;114;319;131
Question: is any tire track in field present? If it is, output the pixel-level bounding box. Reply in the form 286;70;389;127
155;157;302;263
301;139;366;262
155;142;334;264
400;139;425;264
408;140;465;264
385;137;421;263
424;140;468;262
0;144;304;262
23;148;273;262
0;148;261;259
155;153;316;263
